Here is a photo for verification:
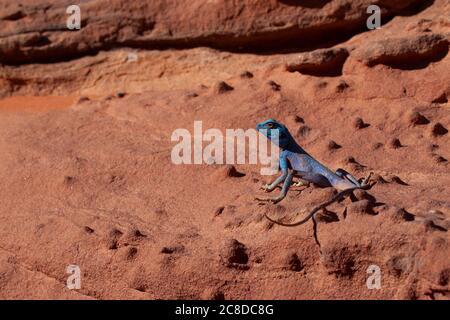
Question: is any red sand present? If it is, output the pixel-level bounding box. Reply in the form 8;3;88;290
0;96;77;112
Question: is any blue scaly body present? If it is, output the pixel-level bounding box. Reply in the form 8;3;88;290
256;119;372;227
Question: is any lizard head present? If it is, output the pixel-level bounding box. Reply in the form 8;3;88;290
256;118;293;149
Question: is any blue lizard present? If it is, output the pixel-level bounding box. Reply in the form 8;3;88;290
256;118;373;227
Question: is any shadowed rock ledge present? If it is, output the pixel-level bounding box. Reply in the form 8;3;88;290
0;0;427;64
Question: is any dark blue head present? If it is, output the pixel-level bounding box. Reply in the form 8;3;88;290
256;119;294;149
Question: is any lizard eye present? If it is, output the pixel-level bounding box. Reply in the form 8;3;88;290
267;123;274;129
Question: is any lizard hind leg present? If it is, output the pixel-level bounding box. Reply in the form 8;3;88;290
295;172;332;188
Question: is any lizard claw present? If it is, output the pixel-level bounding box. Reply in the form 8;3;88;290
360;172;376;189
260;184;275;192
292;181;310;188
362;172;373;186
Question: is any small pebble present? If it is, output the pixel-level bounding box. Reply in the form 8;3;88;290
214;81;234;94
84;226;94;234
268;80;281;91
328;140;342;150
372;142;383;150
389;138;402;149
240;71;253;79
336;80;349;92
432;123;448;137
354;117;368;129
409;111;429;126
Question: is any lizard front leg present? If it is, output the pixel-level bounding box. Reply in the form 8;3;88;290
257;170;294;203
261;169;289;192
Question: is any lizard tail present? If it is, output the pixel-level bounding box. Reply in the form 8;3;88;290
264;187;357;227
264;172;375;227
